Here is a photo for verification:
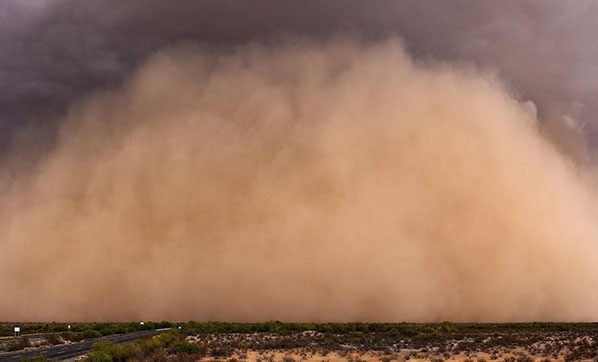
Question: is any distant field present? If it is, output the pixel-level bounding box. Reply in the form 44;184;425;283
4;321;598;337
0;321;172;338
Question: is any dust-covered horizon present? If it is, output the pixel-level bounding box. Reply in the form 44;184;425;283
1;38;598;323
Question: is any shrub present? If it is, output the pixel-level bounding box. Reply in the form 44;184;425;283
61;331;84;342
44;333;63;345
90;341;140;362
137;336;163;355
174;341;199;354
83;329;102;339
6;336;31;351
88;351;113;362
157;331;180;349
211;347;233;357
48;323;69;333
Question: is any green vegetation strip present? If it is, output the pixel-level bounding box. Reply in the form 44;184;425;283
3;321;598;338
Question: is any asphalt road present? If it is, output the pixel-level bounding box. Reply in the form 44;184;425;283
0;329;169;361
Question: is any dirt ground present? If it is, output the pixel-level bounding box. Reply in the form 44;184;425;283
190;330;598;362
199;349;598;362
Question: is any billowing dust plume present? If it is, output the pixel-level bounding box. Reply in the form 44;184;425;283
1;39;597;322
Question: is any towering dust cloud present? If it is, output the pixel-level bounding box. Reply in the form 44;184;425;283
0;39;597;322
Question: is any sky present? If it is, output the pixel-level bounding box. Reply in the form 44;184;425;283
0;1;597;322
1;0;597;157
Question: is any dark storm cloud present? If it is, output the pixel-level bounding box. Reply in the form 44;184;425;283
1;0;597;153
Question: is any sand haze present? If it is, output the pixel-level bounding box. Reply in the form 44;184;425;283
0;39;597;322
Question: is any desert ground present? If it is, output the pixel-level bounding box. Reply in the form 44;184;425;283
2;323;597;361
187;328;598;362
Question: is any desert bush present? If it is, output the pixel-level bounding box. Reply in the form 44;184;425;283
6;336;31;351
44;333;63;345
88;350;113;362
211;346;234;357
83;329;102;339
48;323;69;333
157;330;180;349
174;341;199;354
88;341;141;362
61;331;84;342
137;335;163;355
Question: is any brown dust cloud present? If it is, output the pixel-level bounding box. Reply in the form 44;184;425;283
0;39;597;322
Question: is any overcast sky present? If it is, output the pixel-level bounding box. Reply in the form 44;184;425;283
1;0;597;155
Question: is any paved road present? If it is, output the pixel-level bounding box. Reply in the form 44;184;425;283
0;329;169;361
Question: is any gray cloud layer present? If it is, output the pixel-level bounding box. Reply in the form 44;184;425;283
1;1;597;155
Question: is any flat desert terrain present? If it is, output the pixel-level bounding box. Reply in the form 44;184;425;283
186;327;598;362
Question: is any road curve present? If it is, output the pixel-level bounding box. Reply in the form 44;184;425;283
0;329;169;361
